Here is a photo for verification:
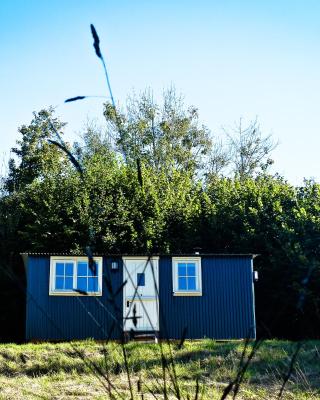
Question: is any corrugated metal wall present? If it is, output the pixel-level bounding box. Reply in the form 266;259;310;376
26;256;123;341
159;256;256;339
26;255;256;340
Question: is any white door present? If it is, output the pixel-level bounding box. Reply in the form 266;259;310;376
123;257;159;331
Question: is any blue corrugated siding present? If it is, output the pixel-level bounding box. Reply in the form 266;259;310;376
26;255;256;340
159;256;256;339
26;256;123;341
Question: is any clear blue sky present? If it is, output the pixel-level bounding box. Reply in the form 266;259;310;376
1;0;320;184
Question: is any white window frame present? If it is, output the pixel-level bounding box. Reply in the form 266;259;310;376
172;257;202;296
49;256;103;296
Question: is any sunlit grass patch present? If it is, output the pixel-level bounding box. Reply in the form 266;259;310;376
0;340;319;399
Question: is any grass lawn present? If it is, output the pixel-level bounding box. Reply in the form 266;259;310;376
0;339;319;399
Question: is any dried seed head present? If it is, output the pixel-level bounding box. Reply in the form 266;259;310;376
90;24;102;59
65;96;86;103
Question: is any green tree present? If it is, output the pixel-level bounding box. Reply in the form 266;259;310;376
225;119;277;178
1;103;320;340
103;88;212;174
200;175;320;338
5;108;68;193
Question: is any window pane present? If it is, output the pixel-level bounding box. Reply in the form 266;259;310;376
178;277;187;290
187;263;196;277
88;261;98;277
51;258;102;294
65;277;73;290
178;263;186;277
77;262;88;276
137;273;145;286
188;277;196;291
88;277;99;292
55;277;64;290
56;262;64;276
77;277;87;292
65;263;74;276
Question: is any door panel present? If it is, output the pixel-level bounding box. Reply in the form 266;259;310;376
123;258;159;331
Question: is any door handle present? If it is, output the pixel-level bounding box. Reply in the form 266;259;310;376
127;300;130;308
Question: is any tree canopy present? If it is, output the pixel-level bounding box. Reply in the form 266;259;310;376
0;93;319;341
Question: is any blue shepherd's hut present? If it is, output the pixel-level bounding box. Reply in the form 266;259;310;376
22;253;257;341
